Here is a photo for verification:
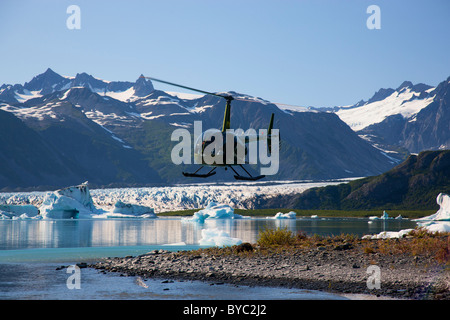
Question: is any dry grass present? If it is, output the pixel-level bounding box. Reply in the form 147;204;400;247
181;227;450;265
374;228;450;264
256;227;296;247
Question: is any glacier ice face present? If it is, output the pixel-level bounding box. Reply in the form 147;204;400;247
183;202;245;222
90;181;343;213
1;180;345;219
0;180;345;214
199;227;242;247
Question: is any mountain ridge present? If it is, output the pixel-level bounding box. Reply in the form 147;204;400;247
0;68;446;190
331;77;449;155
256;150;450;210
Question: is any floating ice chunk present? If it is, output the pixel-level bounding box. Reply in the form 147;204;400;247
364;220;450;239
14;213;42;220
199;228;242;247
415;193;450;221
381;211;390;219
93;212;157;219
369;211;393;221
422;222;450;233
162;242;187;246
183;202;245;222
271;211;296;219
0;204;39;219
39;182;101;219
111;200;157;218
362;229;414;239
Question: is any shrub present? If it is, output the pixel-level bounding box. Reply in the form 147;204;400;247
257;227;295;247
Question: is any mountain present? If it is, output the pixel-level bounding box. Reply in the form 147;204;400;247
0;68;154;104
0;96;161;190
333;77;450;155
0;69;406;189
259;150;450;210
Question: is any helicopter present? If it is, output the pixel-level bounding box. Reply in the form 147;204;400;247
140;76;279;181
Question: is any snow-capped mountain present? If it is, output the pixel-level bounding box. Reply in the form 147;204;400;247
332;77;450;154
0;69;405;190
0;68;154;104
335;81;435;132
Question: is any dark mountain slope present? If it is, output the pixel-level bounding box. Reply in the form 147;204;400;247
0;100;161;190
260;150;450;210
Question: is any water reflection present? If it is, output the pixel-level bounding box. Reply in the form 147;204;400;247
0;217;418;251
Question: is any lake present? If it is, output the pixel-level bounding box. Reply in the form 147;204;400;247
0;217;417;300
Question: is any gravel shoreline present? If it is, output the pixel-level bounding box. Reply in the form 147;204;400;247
91;241;450;300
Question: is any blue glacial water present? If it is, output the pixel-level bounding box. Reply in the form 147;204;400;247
0;217;417;300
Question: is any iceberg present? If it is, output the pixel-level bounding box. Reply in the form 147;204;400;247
415;193;450;221
37;182;157;219
271;211;296;219
381;211;391;219
199;227;242;247
362;229;414;239
368;210;393;220
363;195;450;238
364;222;450;239
39;182;100;219
109;200;157;218
421;222;450;233
183;202;245;222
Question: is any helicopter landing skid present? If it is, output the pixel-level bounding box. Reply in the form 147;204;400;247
182;166;217;178
229;165;265;181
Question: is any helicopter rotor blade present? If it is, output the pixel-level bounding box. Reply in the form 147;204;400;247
233;96;306;111
141;76;304;110
140;76;230;100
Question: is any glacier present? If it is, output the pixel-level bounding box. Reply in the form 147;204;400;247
0;180;347;219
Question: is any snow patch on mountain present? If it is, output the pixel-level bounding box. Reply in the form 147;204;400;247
336;88;435;131
0;102;65;121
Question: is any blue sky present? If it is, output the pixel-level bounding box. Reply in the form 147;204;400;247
1;0;449;107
